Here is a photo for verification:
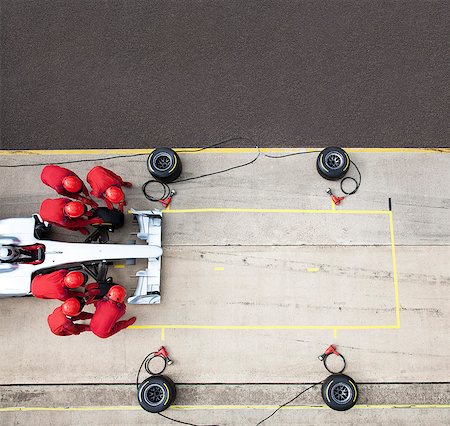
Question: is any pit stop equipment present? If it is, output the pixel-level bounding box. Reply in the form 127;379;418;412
318;344;347;374
326;188;345;206
159;189;176;209
136;346;176;414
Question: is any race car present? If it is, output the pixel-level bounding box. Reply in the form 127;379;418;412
0;208;162;304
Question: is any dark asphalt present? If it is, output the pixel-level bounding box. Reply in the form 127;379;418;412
1;0;449;149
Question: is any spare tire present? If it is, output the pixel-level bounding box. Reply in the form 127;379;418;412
321;374;358;411
316;147;350;181
138;375;176;413
147;148;182;183
93;207;125;229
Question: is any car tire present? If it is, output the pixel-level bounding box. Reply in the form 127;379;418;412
316;147;350;181
93;207;125;229
138;375;176;413
321;374;358;411
147;148;182;183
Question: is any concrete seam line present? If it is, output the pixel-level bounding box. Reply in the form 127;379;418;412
0;148;448;155
1;405;450;412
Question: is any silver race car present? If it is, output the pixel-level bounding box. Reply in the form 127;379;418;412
0;208;162;304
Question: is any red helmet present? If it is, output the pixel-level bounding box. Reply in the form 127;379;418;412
64;271;87;288
64;201;86;218
61;298;81;316
107;285;126;303
105;186;124;203
62;175;83;193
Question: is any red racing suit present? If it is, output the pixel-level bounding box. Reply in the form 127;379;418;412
47;306;93;336
31;269;84;301
90;299;136;338
41;165;98;207
39;198;102;235
86;166;132;211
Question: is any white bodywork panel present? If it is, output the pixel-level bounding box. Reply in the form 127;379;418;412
127;209;163;304
0;210;163;303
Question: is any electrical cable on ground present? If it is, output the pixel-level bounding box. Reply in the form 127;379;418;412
255;380;324;426
142;145;362;204
0;136;256;168
157;412;218;426
142;144;328;203
340;160;361;196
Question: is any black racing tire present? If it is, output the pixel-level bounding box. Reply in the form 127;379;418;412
321;374;358;411
93;207;125;229
147;147;182;183
138;375;177;413
316;147;350;181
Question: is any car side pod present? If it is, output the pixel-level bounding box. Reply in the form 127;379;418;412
128;209;163;305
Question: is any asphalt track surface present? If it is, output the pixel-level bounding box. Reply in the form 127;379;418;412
1;0;449;150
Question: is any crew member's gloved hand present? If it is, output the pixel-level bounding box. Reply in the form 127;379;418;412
126;317;137;327
80;197;99;209
85;283;100;304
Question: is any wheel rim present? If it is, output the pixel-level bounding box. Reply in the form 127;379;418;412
324;151;344;170
330;382;352;405
153;153;173;172
143;383;166;406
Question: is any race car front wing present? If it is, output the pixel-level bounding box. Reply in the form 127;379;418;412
127;209;163;304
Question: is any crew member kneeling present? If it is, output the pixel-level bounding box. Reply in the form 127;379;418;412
47;298;93;336
39;198;102;235
90;285;136;338
86;166;132;212
32;270;87;301
41;165;98;208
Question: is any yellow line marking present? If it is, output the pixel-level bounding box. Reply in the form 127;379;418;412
143;208;398;333
162;208;390;215
333;328;337;338
172;404;450;410
161;327;165;341
1;404;449;412
214;267;225;271
0;406;141;412
130;324;400;330
306;267;320;272
344;148;450;153
0;148;448;155
113;264;125;269
389;211;401;327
